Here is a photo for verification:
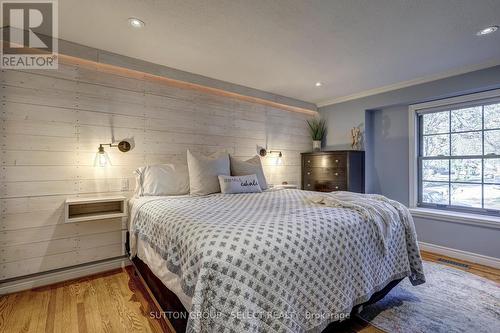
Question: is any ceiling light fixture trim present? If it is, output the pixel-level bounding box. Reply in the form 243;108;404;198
128;17;145;28
476;25;498;36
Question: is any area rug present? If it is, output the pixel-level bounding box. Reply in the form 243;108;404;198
357;261;500;333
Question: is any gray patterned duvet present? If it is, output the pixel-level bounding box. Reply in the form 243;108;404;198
129;189;425;333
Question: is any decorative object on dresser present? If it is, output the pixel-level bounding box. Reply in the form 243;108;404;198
306;118;327;151
301;150;365;192
350;126;363;150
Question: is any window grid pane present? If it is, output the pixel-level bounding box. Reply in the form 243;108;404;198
418;102;500;215
484;103;500;129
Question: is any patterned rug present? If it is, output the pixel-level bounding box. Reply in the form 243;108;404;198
357;261;500;333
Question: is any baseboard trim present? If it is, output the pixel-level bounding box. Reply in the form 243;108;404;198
0;256;131;295
419;241;500;269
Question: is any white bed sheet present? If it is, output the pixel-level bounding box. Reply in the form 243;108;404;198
136;237;192;309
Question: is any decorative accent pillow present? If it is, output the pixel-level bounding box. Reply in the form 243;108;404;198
187;150;230;195
134;164;189;196
218;174;262;194
230;155;268;190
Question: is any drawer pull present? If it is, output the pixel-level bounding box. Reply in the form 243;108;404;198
307;160;311;163
335;159;339;163
307;172;311;175
335;186;339;189
334;172;338;176
307;184;311;187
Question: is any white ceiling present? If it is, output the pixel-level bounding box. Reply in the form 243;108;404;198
58;0;500;106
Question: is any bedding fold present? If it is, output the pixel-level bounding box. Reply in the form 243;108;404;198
306;191;418;255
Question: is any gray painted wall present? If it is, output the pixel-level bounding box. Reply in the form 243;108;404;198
365;105;410;203
320;65;500;149
319;66;500;258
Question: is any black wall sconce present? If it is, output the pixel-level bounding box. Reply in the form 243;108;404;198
258;147;283;158
95;140;131;167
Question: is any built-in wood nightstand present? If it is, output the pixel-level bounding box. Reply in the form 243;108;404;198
64;196;127;224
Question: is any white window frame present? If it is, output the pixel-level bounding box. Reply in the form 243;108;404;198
408;89;500;227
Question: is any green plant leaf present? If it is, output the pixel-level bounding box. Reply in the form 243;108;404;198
306;118;326;140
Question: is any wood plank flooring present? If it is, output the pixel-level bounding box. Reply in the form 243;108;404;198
0;252;498;333
0;267;169;333
420;250;500;283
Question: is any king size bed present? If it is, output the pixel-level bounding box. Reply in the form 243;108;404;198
127;188;425;333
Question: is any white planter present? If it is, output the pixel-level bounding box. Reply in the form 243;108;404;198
312;140;322;151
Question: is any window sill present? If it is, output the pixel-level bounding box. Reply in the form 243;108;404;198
409;207;500;230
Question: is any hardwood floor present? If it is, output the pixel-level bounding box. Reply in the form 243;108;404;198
420;250;500;283
0;252;498;333
0;266;170;333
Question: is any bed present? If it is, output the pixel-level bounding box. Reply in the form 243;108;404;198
127;189;425;333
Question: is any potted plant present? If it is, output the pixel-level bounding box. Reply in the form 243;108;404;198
306;118;326;151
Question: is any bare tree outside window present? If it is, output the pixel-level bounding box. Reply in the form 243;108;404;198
418;101;500;214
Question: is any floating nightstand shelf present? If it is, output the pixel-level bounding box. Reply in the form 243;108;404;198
65;196;127;223
269;184;298;189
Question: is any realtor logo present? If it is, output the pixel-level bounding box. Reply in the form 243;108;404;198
1;1;58;69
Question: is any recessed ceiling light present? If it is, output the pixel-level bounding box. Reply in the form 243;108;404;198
315;82;322;87
128;17;145;29
476;25;498;36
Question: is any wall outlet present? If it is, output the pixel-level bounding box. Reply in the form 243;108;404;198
121;178;129;191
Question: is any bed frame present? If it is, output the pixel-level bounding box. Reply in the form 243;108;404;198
125;232;402;333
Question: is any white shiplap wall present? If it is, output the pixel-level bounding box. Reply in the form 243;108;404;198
0;59;314;281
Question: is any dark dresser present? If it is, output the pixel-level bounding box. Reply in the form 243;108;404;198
301;151;365;193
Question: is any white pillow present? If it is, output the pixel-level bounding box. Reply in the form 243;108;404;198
187;150;230;195
218;174;262;194
134;164;189;196
230;155;268;190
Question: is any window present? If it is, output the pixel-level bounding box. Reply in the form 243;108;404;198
416;98;500;216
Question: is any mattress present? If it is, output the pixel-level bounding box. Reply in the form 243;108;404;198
129;189;425;333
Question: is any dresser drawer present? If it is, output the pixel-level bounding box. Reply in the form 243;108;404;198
303;179;347;192
303;154;346;168
303;167;346;180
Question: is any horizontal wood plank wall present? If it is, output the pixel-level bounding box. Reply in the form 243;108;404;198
0;59;315;281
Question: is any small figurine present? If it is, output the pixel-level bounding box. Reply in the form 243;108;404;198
351;127;362;150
